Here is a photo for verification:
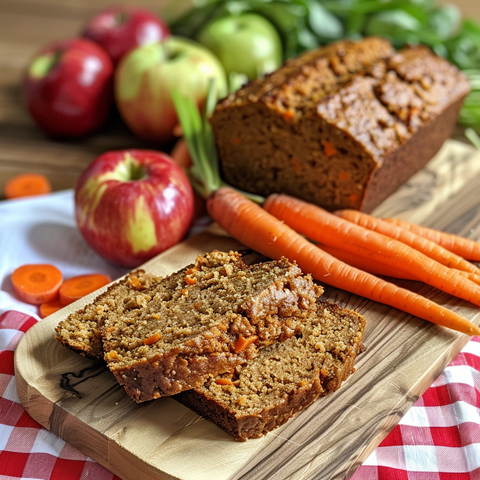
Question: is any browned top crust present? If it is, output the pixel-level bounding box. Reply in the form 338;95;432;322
214;37;470;163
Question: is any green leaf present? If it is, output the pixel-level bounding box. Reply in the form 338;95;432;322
171;82;265;203
365;10;422;38
307;1;344;40
465;128;480;146
428;4;461;39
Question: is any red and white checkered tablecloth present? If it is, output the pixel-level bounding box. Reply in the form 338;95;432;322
2;309;480;480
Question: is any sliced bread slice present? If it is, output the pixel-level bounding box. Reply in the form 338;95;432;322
175;300;365;441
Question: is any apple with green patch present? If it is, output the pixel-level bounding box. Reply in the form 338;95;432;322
75;149;194;267
197;13;283;81
114;36;228;143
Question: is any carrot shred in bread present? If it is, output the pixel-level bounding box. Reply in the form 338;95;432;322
323;141;337;157
234;335;258;353
215;378;235;386
144;333;161;345
207;187;480;336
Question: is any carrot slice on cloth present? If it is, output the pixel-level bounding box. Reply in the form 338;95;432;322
383;217;480;261
207;187;480;336
39;298;64;318
11;264;62;305
264;194;480;308
4;173;51;199
335;209;480;274
59;274;110;306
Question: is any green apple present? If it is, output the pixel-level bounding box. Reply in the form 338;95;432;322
114;36;228;143
197;13;283;80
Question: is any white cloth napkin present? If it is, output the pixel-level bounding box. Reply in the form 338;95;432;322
0;190;129;317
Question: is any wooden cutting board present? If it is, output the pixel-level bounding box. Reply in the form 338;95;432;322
14;140;480;480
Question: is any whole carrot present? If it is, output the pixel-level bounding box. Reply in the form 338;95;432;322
336;209;480;275
452;270;480;287
384;218;480;261
207;187;480;336
317;244;417;280
263;193;480;308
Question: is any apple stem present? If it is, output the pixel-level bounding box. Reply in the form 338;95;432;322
115;12;129;26
128;161;147;181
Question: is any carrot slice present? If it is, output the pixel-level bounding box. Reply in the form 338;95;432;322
4;173;51;199
335;209;480;275
384;217;480;261
59;274;110;306
11;264;62;305
39;298;64;318
207;187;480;336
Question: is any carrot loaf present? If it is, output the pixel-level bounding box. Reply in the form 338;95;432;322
55;269;159;360
175;300;365;441
210;37;471;212
94;251;321;402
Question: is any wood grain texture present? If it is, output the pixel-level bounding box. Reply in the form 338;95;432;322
14;140;480;480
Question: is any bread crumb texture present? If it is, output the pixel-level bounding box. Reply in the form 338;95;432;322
56;251;322;402
176;300;365;441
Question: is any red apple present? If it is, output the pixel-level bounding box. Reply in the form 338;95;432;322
75;149;194;267
24;38;114;138
82;5;170;65
114;36;228;143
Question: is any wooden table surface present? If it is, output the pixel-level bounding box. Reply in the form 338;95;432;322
0;0;478;200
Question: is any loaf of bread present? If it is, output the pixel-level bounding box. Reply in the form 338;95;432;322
210;37;470;212
56;251;322;402
175;300;365;441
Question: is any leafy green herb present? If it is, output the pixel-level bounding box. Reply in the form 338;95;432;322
166;0;480;131
465;128;480;150
171;80;264;202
